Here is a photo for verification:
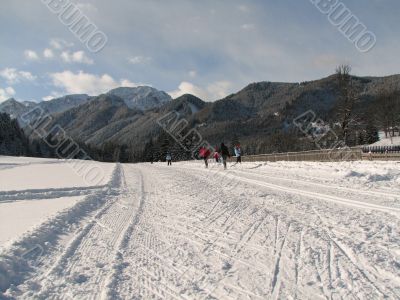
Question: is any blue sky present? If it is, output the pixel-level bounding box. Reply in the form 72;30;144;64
1;0;399;102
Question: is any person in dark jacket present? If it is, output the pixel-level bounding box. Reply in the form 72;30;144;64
166;152;172;166
220;143;230;169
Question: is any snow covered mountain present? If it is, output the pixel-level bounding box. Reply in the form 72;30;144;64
37;94;90;115
0;87;171;134
107;86;172;110
0;98;36;119
0;86;171;121
0;95;90;121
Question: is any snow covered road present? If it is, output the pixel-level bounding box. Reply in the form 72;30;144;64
1;159;400;299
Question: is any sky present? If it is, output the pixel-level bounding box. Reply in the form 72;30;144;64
0;0;399;103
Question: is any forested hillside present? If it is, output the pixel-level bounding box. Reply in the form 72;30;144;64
0;113;29;156
1;72;399;162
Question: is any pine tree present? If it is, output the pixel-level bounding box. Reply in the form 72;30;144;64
365;123;379;144
159;133;171;161
0;113;29;156
119;144;130;163
143;140;155;162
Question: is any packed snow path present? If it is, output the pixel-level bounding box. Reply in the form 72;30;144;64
1;161;400;299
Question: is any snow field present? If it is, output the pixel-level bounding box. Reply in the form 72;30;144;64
0;196;85;246
0;160;115;192
0;157;399;299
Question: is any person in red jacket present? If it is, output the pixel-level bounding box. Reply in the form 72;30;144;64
213;151;220;163
199;146;211;168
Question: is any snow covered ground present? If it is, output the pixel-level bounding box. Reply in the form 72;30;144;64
1;157;400;299
370;132;400;146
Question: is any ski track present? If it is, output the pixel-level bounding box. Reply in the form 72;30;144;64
175;164;400;214
1;161;400;299
0;186;106;202
231;168;400;200
32;165;142;299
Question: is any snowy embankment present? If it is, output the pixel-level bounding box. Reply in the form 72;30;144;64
1;157;400;299
0;157;116;294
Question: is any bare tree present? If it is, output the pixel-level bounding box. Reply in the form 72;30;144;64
335;64;359;145
374;89;400;139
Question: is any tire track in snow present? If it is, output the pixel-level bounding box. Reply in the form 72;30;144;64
110;167;195;299
105;167;181;300
134;166;270;299
23;164;143;299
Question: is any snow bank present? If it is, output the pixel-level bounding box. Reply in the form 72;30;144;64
0;162;120;293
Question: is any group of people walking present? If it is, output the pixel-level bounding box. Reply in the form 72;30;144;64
199;143;242;169
165;143;242;169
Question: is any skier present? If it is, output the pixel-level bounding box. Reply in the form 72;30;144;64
213;150;220;163
234;144;242;164
199;146;211;168
166;152;172;166
220;143;230;170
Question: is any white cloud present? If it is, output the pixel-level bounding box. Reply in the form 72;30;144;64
0;68;37;85
169;80;232;101
241;23;255;30
128;56;151;65
43;48;55;59
169;82;208;100
42;96;56;101
50;38;74;50
207;81;232;99
0;87;16;102
237;5;250;12
61;51;94;64
5;87;15;95
120;79;140;87
24;50;39;61
49;70;139;95
18;71;36;81
42;91;63;101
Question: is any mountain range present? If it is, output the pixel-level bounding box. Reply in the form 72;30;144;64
1;74;400;159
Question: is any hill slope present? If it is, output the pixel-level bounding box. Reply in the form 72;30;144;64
4;73;400;160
